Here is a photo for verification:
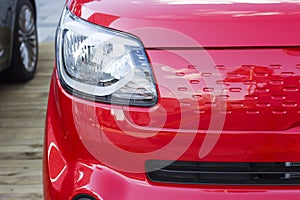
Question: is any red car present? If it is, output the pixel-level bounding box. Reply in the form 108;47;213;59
44;0;300;199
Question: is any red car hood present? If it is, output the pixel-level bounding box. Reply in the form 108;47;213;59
68;0;300;131
69;0;300;47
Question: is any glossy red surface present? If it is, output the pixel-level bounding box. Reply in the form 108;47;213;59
44;0;300;199
44;69;300;199
68;0;300;47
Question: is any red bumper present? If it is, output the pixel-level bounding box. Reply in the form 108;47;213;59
44;69;300;199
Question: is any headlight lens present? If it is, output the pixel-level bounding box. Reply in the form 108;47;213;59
56;8;157;106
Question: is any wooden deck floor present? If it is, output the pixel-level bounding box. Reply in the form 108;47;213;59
0;43;54;199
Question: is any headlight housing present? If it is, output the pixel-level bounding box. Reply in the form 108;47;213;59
56;8;157;106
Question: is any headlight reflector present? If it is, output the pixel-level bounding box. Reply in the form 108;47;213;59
56;8;157;106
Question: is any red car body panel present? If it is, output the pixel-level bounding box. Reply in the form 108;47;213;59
44;70;300;200
44;0;300;199
68;0;300;47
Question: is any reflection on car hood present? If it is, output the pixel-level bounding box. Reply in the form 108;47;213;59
69;0;300;47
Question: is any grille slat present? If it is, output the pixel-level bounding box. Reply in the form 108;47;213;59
146;160;300;185
159;169;300;175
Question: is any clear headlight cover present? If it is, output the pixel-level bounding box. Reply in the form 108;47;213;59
56;8;157;106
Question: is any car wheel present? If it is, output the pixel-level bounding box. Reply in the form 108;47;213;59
1;0;38;82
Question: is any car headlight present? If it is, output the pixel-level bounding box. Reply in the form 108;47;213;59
56;7;157;106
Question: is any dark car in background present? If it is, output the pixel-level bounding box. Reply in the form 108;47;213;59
0;0;38;82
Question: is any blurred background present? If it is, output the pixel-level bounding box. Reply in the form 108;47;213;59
37;0;65;42
0;0;65;199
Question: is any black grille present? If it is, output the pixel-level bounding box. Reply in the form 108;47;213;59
146;160;300;185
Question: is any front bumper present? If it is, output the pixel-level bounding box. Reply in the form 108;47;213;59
43;69;300;199
44;159;300;200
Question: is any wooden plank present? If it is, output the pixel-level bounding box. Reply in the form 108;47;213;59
0;128;44;142
0;152;43;160
0;193;43;200
0;169;42;185
0;138;43;146
0;118;46;128
0;160;42;168
0;100;47;107
0;42;54;199
0;127;44;135
0;145;43;154
0;111;46;119
0;185;43;194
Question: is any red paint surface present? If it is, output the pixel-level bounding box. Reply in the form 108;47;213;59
44;0;300;199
